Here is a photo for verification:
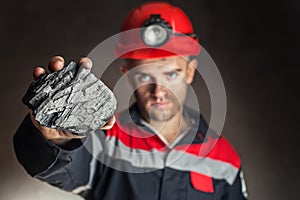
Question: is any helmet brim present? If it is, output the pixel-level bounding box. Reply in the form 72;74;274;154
115;33;201;59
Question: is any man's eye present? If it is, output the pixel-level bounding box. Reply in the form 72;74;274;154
166;71;177;79
138;74;151;82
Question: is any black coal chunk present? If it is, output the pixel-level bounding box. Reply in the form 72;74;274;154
22;61;117;135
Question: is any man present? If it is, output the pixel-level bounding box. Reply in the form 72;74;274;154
14;2;247;200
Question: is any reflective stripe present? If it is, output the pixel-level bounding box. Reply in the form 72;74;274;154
84;133;240;183
166;149;239;185
102;135;166;171
72;185;90;195
240;170;248;198
173;137;241;169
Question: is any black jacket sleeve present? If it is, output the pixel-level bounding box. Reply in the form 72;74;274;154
13;114;97;192
222;169;248;200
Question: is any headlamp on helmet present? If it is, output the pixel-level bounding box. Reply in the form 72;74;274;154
142;15;172;47
141;14;197;48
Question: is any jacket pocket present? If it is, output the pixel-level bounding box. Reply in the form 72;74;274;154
190;171;214;193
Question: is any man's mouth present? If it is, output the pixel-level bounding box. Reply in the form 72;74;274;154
151;101;171;108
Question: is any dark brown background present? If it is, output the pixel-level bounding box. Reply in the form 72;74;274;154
1;0;299;199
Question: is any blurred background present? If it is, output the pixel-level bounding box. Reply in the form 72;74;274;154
0;0;299;199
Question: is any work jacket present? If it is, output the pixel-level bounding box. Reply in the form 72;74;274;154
14;104;247;200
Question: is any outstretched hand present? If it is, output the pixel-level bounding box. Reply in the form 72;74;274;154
30;56;116;144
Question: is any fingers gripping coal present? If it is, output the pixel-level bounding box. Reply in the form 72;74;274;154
22;61;117;135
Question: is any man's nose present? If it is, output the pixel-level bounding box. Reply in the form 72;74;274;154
151;83;167;98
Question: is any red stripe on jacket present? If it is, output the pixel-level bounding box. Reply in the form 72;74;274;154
174;135;241;169
106;120;167;151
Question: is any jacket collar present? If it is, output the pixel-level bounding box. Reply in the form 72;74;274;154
117;103;217;144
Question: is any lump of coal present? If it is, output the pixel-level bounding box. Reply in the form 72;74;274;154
22;61;117;135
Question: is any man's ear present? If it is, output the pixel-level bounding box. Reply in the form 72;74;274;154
120;66;128;74
120;66;133;87
186;58;198;84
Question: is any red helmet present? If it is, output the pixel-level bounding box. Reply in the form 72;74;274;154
115;2;200;59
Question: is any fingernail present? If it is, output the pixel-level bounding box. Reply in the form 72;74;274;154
49;56;64;65
79;58;93;70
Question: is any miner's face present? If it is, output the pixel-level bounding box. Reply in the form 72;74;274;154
122;56;197;123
